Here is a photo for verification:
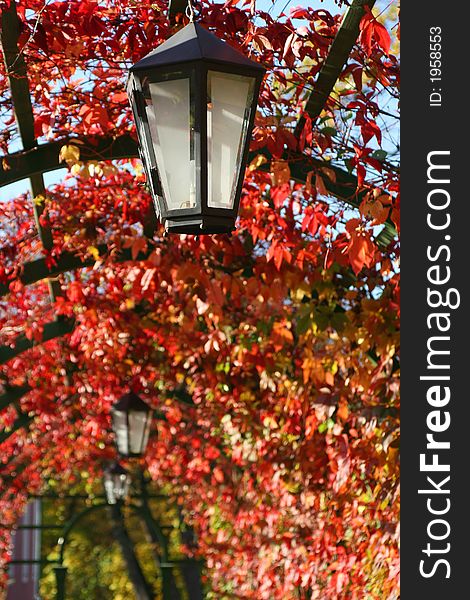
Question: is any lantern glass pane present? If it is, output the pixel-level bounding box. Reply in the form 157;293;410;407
112;410;129;456
145;77;196;211
207;72;255;209
128;410;150;455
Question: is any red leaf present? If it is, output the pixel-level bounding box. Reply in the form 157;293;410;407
299;113;313;151
131;237;147;260
274;245;284;271
347;221;376;274
373;21;391;55
67;282;85;303
359;12;391;56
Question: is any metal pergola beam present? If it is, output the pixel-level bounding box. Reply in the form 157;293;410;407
1;133;364;206
0;245;153;298
1;1;53;254
0;385;31;411
0;318;75;365
0;413;33;444
0;147;395;300
295;0;376;135
0;134;139;188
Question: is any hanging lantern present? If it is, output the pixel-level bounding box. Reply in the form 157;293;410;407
103;462;130;504
111;392;153;457
127;21;266;234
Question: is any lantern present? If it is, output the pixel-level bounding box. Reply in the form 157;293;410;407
127;22;266;234
111;392;152;457
103;462;130;505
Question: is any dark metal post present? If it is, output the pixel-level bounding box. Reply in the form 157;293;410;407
56;501;155;600
139;473;180;600
180;560;204;600
54;565;67;600
109;502;154;600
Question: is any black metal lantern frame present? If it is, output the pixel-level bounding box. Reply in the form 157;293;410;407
111;392;153;458
127;22;266;234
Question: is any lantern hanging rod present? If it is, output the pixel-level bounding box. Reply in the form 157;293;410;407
185;0;194;22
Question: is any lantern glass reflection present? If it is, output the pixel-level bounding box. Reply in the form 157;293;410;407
207;71;254;210
145;76;197;212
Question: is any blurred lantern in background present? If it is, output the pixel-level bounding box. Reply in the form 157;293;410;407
103;462;130;505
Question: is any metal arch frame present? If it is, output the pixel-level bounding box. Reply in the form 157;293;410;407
53;501;157;600
53;491;194;600
56;501;169;566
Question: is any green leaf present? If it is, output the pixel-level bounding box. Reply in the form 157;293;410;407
372;149;388;162
320;126;337;137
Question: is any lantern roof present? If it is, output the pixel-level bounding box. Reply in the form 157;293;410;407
113;391;150;413
130;22;266;73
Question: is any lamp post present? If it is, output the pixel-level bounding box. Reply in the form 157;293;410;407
103;462;131;505
111;392;153;458
127;20;266;234
53;565;67;600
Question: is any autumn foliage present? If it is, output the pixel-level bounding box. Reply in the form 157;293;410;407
0;0;399;598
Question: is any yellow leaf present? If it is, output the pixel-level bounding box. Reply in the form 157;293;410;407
70;162;83;176
263;415;279;429
87;245;100;261
248;153;268;172
33;194;46;206
59;144;80;165
286;481;301;494
292;281;311;302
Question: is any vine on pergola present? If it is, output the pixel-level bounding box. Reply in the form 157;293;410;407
0;0;399;597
